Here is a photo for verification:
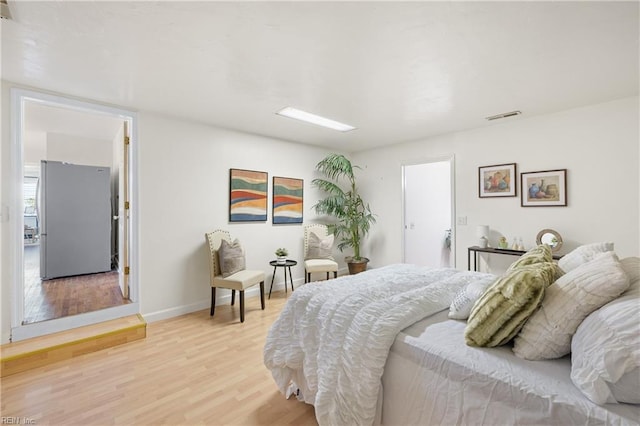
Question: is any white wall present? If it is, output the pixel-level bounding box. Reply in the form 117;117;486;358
137;112;342;320
46;132;113;167
23;131;46;167
0;81;8;343
353;96;640;273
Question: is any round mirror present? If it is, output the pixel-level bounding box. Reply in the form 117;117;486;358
536;229;563;252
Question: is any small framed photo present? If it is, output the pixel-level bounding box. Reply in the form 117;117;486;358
479;163;517;198
521;169;567;207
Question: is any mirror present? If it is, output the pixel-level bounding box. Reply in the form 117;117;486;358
536;229;563;252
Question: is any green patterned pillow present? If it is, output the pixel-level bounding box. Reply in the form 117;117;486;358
465;262;557;347
507;244;553;271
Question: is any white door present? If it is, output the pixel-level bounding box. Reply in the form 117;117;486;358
403;159;453;268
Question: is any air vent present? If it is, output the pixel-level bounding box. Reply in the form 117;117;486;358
485;110;522;121
1;0;12;20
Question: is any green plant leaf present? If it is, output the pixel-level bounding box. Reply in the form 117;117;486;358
311;153;376;262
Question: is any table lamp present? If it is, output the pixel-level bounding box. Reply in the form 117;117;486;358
476;225;490;248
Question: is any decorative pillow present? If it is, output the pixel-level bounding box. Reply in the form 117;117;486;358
620;257;640;293
570;262;640;405
513;251;630;360
507;244;553;271
558;242;614;273
306;232;334;260
465;262;557;347
448;274;496;320
218;238;246;278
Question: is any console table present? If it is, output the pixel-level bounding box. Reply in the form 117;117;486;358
468;246;563;271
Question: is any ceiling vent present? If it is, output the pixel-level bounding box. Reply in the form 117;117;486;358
485;110;522;121
1;0;12;20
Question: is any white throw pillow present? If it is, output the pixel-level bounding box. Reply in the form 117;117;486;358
513;251;629;360
620;257;640;292
557;242;614;273
448;274;496;320
306;232;334;260
218;238;246;278
570;261;640;405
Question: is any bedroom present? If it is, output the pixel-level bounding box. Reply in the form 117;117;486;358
1;1;639;424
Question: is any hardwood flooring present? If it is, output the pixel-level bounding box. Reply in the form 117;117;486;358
1;291;318;425
23;244;128;324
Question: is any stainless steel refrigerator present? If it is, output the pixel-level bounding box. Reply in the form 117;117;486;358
39;160;112;280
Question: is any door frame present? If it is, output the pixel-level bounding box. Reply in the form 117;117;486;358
401;155;456;267
9;87;140;341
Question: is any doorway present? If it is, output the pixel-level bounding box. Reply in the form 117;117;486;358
402;157;455;268
10;88;139;341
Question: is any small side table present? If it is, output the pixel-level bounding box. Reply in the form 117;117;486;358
268;259;297;299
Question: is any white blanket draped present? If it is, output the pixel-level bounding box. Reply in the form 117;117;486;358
263;264;482;425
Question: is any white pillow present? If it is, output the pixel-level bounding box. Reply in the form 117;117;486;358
306;232;334;260
571;261;640;405
620;257;640;292
558;242;614;273
448;273;496;320
513;251;629;360
218;238;246;278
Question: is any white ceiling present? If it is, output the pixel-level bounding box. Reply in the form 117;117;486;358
2;1;638;152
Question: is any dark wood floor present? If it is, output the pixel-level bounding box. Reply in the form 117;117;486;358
23;244;129;324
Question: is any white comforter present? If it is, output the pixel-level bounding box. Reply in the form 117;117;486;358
263;264;487;426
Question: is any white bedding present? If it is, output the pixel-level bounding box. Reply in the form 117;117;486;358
383;310;640;426
263;264;489;426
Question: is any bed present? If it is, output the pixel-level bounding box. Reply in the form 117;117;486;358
263;246;640;426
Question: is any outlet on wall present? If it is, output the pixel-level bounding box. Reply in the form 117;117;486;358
456;216;467;225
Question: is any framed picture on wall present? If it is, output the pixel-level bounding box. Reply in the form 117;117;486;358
479;163;517;198
229;168;268;222
521;169;567;207
272;176;303;224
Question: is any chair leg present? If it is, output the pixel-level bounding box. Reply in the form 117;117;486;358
333;271;337;279
260;281;265;310
240;291;245;323
231;290;235;306
210;287;216;316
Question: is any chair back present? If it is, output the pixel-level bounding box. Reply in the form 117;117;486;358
205;230;232;279
304;224;331;259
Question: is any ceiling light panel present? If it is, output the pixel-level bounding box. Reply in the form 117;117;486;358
276;107;356;132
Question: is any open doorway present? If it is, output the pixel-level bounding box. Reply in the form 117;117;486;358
402;157;455;268
10;88;139;341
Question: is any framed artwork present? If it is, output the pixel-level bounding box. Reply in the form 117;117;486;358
479;163;517;198
272;176;303;224
229;169;268;222
521;169;567;207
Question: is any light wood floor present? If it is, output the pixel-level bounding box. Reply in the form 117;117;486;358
1;290;317;426
24;244;128;324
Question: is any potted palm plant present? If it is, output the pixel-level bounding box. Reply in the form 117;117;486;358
312;153;376;274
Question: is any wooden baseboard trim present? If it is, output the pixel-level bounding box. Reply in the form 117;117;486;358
1;314;146;377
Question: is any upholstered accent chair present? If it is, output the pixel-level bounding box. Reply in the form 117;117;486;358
303;224;339;283
205;230;265;323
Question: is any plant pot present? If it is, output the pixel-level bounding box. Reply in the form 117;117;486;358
276;256;286;264
346;257;369;275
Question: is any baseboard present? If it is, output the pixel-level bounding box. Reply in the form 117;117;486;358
142;278;305;323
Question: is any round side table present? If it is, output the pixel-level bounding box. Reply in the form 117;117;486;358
268;259;297;299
